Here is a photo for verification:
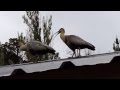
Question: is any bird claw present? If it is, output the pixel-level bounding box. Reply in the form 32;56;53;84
75;56;81;58
68;56;81;59
68;57;74;59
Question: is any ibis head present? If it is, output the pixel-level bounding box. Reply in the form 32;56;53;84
58;28;65;34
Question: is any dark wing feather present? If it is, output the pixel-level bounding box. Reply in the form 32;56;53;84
27;41;55;54
27;41;47;51
65;35;88;46
65;35;95;50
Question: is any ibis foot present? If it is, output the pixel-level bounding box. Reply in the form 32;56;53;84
68;57;76;59
68;56;81;59
75;56;82;58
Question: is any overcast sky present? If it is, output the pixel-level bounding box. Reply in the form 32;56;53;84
0;11;120;58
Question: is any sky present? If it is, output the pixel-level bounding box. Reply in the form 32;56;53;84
0;11;120;58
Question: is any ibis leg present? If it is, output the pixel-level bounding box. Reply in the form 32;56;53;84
75;50;77;57
72;51;75;58
79;48;81;57
77;49;79;57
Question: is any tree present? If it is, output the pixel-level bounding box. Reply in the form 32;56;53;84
0;38;23;66
22;11;60;62
23;11;41;41
113;36;120;51
0;42;4;65
42;15;55;60
17;32;27;62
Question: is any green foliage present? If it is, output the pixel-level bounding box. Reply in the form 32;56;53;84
113;37;120;51
0;43;4;65
22;11;41;41
0;38;23;66
17;32;25;43
42;15;54;60
43;15;52;45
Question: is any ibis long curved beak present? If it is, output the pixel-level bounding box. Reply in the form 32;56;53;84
51;31;60;40
49;31;59;45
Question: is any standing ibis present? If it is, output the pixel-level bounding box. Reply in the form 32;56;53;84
56;28;95;58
